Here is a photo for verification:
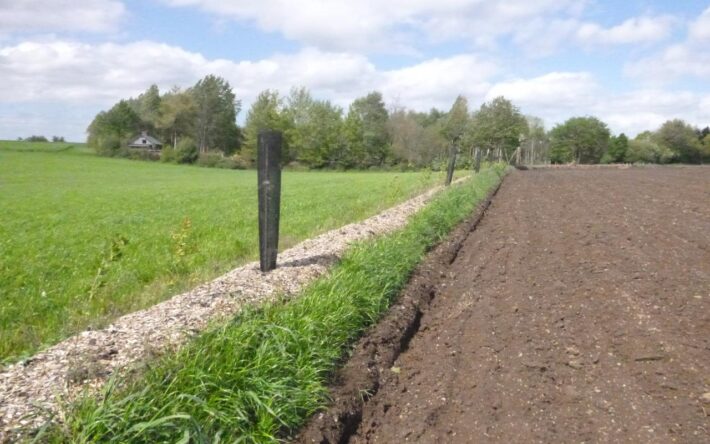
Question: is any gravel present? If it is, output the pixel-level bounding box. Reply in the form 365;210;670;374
0;179;460;439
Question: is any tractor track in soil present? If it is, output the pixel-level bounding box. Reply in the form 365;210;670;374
297;167;710;444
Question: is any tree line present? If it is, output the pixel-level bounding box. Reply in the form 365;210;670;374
548;117;710;165
86;74;710;169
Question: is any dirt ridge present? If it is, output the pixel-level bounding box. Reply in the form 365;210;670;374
295;178;505;443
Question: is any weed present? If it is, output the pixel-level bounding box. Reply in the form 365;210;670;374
88;235;128;301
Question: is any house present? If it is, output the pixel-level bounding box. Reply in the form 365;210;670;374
128;131;163;150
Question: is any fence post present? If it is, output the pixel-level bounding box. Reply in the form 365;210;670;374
445;143;457;186
257;130;282;272
474;147;482;173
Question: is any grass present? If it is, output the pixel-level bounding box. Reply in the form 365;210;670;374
41;164;505;444
0;140;451;363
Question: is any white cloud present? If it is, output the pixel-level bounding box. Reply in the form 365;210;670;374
484;72;708;135
625;7;710;82
382;55;497;110
688;6;710;42
576;15;676;45
486;72;600;109
0;38;498;138
162;0;583;52
0;0;126;34
0;38;498;110
1;38;706;141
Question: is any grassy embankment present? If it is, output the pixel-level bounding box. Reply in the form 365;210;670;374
42;164;506;443
0;140;448;362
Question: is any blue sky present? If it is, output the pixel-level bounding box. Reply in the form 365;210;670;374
1;0;709;141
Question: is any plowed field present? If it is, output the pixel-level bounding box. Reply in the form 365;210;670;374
300;167;710;443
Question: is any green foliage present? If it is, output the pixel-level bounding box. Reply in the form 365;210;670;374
520;116;549;164
604;133;629;163
88;77;240;160
625;133;675;164
655;119;703;163
0;147;450;361
345;91;391;167
387;109;447;167
549;116;610;164
88;100;141;156
242;90;292;163
25;135;49;142
174;137;199;164
285;89;346;168
441;95;469;143
195;152;245;169
190;75;241;155
469;97;528;162
46;166;505;444
157;87;197;150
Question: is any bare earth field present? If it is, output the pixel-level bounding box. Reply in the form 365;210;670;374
299;167;710;443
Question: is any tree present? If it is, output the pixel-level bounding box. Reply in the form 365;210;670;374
300;100;345;168
388;109;446;167
135;84;162;131
469;97;527;163
548;116;610;164
441;95;469;143
282;87;347;167
87;100;141;155
626;133;674;164
242;90;292;163
604;133;629;163
190;75;241;154
702;134;710;163
656;119;702;163
521;116;549;164
156;87;197;149
345;92;390;167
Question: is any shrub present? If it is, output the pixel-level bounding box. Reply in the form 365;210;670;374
174;137;198;164
196;152;223;168
96;134;122;156
626;137;675;164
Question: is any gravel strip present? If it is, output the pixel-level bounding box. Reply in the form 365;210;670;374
0;179;464;439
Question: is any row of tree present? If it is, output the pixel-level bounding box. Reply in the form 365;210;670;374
548;117;710;164
86;74;710;168
18;135;66;142
87;75;240;158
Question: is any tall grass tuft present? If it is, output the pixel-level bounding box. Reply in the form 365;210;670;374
43;166;505;444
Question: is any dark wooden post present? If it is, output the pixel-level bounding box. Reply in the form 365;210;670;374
445;144;457;186
257;130;282;272
474;147;482;173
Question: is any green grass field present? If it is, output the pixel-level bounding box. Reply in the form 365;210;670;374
0;141;448;362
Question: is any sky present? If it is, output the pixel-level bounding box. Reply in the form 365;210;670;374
0;0;709;141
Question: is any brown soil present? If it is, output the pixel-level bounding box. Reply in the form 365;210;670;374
297;167;710;444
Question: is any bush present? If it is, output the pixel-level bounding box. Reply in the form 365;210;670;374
626;137;675;164
196;152;247;169
96;134;122;156
175;137;198;164
196;152;223;168
127;149;160;161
